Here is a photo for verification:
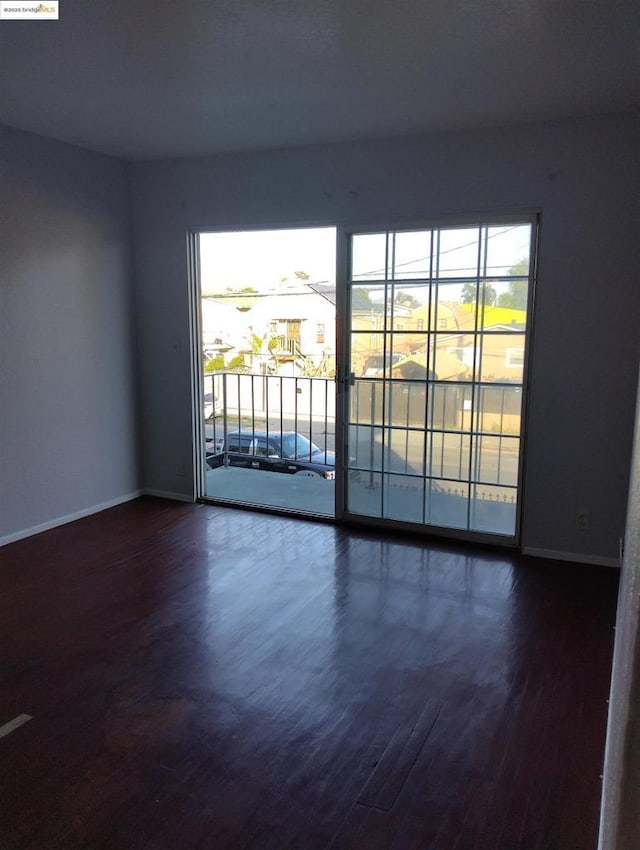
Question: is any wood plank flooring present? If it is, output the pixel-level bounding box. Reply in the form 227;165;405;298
0;497;618;849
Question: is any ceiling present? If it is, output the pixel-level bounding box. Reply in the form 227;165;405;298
0;0;638;161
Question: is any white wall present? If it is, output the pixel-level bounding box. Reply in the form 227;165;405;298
0;125;140;543
131;112;639;561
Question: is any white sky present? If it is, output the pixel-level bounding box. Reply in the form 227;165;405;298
200;228;337;292
199;225;531;294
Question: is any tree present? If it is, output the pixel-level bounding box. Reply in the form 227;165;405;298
497;258;528;310
460;282;497;306
352;287;374;310
203;353;225;372
460;282;475;303
245;327;271;374
394;291;421;309
246;327;268;355
280;271;310;284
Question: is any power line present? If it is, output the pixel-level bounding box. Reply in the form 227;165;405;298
355;226;523;278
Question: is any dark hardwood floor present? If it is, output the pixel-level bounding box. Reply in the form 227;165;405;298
0;497;618;849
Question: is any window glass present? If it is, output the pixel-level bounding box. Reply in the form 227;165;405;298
352;234;387;280
345;219;534;539
280;433;320;459
485;224;531;276
255;439;273;457
392;231;431;280
437;228;480;278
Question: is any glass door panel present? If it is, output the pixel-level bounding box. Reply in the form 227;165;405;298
344;222;534;540
199;227;337;517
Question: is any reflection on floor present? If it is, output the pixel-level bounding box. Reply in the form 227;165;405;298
0;497;618;849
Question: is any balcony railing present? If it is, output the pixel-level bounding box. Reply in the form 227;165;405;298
203;371;522;534
271;336;302;358
204;371;521;474
204;371;335;463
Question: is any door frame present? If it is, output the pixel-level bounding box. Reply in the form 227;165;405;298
191;224;341;519
335;213;539;546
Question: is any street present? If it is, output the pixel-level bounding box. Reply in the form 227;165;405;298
205;413;519;488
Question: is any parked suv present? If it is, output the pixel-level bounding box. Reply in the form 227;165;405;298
206;430;335;479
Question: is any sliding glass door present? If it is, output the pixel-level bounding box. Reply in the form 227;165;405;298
342;220;535;540
197;227;337;517
194;218;536;541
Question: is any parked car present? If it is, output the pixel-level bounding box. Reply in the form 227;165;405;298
206;430;335;479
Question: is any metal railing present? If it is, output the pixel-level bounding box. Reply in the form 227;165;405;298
272;336;301;357
204;371;335;463
204;371;522;485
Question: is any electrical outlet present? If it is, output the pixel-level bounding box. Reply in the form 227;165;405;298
176;461;185;477
576;511;590;530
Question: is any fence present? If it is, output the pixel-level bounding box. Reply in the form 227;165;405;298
204;372;335;456
204;371;523;455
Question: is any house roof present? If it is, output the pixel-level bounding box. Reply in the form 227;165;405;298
205;285;337;323
392;350;468;382
451;303;527;331
307;283;337;306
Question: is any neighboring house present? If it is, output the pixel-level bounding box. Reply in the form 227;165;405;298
402;301;526;334
434;327;525;384
408;300;459;332
202;283;337;375
390;349;468;381
201;298;244;361
449;302;527;331
203;283;527;382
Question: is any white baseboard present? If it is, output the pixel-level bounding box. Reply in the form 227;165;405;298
142;488;195;504
0;490;143;548
522;547;620;568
